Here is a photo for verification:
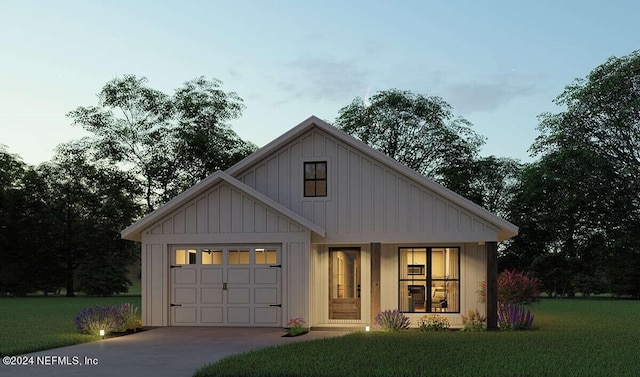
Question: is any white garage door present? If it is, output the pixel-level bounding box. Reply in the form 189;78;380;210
170;246;281;326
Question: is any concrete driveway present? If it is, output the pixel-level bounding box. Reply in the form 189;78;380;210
2;327;349;377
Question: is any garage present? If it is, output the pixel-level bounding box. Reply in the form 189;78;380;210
170;245;281;326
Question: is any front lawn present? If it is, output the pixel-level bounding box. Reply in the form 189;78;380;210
0;296;141;356
195;299;640;377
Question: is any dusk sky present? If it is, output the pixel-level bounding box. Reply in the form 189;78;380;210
1;0;638;165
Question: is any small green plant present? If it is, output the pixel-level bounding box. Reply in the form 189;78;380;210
118;303;140;332
286;317;307;336
417;314;450;331
460;309;486;332
374;309;410;331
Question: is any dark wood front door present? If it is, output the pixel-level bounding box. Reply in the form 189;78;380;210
329;248;361;319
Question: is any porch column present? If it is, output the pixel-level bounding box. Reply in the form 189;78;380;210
370;243;381;320
486;241;498;330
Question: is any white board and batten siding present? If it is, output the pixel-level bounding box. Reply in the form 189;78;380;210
139;180;311;327
235;128;501;244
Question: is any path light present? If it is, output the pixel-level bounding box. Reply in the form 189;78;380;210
365;325;370;332
99;329;105;339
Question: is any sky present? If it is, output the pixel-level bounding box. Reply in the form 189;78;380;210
1;0;639;166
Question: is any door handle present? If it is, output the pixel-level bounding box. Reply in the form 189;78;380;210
223;282;227;291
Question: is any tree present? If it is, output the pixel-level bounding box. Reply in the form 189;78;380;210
519;50;640;296
532;50;640;182
36;142;141;296
470;156;522;217
68;75;254;213
173;77;256;184
335;89;485;198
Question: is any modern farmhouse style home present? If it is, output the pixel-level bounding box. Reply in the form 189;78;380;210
121;116;518;329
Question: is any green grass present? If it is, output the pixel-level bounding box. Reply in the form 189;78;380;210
195;299;640;377
0;295;141;356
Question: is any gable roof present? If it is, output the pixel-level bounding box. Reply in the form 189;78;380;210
121;170;326;241
225;115;518;241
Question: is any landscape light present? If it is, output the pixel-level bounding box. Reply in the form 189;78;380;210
99;329;105;338
365;325;370;332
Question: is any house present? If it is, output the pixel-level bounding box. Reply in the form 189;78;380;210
121;116;517;329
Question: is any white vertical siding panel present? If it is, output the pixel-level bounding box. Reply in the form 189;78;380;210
313;201;325;231
266;209;277;233
302;135;313;157
254;203;267;233
337;145;349;233
255;164;266;193
278;150;290;208
435;198;447;234
208;189;220;234
360;158;373;233
302;201;314;223
142;244;150;325
409;185;422;233
373;165;385;233
397;178;409;232
287;242;310;325
162;218;173;234
349;151;361;233
384;170;398;233
185;204;196;234
196;197;207;234
278;216;289;233
219;186;230;233
313;131;326;157
230;188;242;233
422;192;434;233
380;244;398;311
266;157;279;201
173;210;185;234
461;243;486;316
243;171;255;189
460;213;472;234
150;243;166;326
242;196;254;233
448;205;459;234
289;142;302;214
324;139;338;234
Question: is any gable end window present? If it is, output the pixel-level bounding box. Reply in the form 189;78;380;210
304;161;327;197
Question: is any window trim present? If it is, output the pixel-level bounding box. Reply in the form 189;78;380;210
302;158;330;200
398;246;461;314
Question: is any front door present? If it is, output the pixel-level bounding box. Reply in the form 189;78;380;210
329;247;361;319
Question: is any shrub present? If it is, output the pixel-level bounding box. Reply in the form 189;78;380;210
498;303;534;331
74;303;140;335
479;270;541;305
417;315;450;331
460;309;486;332
74;305;125;335
118;303;140;332
286;317;307;336
374;309;410;331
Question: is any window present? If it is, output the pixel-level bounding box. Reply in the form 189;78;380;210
304;161;327;197
175;249;197;265
201;249;222;264
255;248;277;264
398;247;459;313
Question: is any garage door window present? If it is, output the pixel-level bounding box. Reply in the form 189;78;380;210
255;248;277;264
175;249;197;264
202;249;222;264
228;249;250;264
